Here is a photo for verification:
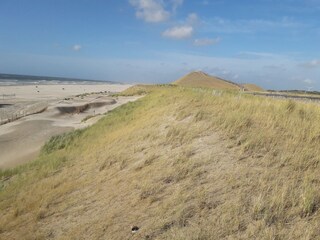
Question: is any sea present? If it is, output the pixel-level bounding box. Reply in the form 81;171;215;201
0;73;115;86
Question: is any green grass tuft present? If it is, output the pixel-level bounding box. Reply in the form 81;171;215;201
41;129;85;155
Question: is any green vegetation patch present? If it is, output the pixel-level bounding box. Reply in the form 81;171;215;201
41;129;85;155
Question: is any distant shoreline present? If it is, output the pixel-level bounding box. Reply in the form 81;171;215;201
0;80;121;86
0;73;120;86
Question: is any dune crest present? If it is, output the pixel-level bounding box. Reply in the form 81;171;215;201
173;71;264;91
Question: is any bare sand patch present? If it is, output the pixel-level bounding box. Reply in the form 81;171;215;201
0;120;72;168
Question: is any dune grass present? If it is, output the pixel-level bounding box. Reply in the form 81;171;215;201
1;85;320;239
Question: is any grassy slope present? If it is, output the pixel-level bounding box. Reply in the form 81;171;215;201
1;85;320;239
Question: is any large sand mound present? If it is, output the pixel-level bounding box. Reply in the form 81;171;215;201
173;71;242;90
173;71;264;92
243;83;264;92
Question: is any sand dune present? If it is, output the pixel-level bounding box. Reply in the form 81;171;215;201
173;71;264;91
173;71;242;90
243;83;264;91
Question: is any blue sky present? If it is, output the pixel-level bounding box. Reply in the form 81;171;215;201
1;0;320;90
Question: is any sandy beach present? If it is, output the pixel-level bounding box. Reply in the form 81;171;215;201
0;83;136;168
0;84;131;100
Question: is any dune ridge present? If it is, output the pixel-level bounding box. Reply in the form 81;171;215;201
1;85;320;239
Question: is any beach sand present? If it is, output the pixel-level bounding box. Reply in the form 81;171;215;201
0;83;137;168
0;84;131;100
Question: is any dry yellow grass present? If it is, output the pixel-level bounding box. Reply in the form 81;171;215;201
173;71;242;90
1;85;320;239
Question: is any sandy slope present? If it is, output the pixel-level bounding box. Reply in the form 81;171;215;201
0;83;138;168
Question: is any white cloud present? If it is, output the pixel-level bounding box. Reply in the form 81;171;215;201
72;44;82;51
303;78;314;84
162;13;198;40
129;0;170;23
171;0;183;11
204;17;306;34
129;0;184;22
193;37;220;46
162;25;193;39
237;51;284;59
301;59;320;68
263;64;287;71
187;13;198;25
129;0;202;42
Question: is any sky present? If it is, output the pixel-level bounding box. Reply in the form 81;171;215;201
1;0;320;90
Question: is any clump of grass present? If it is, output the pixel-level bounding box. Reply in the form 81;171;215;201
300;182;319;217
81;114;95;122
0;168;20;180
41;129;85;155
286;100;296;113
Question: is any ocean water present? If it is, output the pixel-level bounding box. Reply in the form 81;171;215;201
0;74;114;86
